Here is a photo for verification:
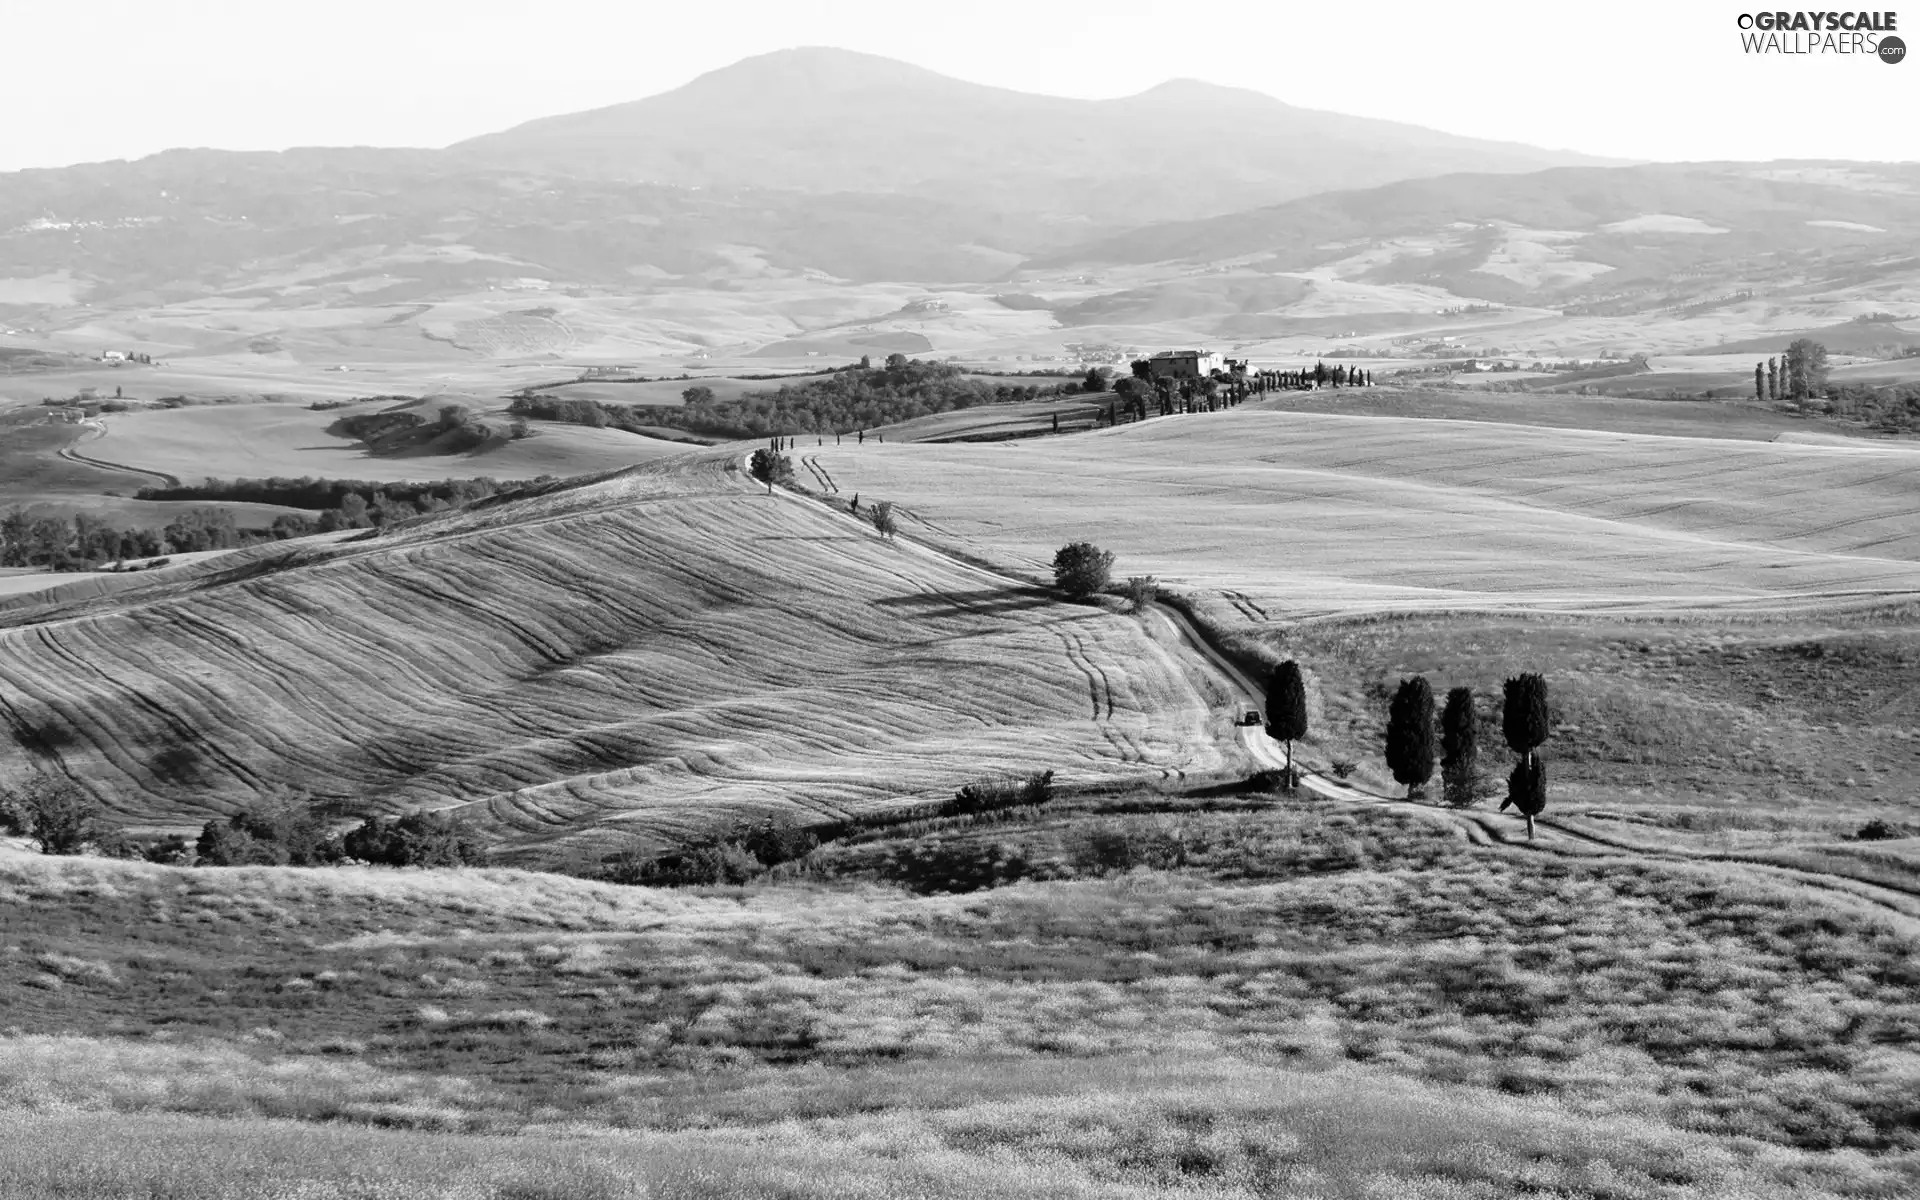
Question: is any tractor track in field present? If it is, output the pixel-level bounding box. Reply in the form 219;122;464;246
746;459;1920;929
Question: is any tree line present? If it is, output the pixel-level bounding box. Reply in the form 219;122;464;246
136;474;516;512
1;507;256;570
2;475;550;571
1753;339;1831;403
512;355;1085;440
1092;359;1376;425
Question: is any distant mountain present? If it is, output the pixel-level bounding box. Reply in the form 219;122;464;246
0;149;1074;300
0;50;1627;303
1011;161;1920;334
454;47;1623;227
1035;162;1920;269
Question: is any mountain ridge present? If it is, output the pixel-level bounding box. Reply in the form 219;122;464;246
449;46;1626;225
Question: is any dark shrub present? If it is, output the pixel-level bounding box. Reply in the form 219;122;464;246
1856;818;1904;841
0;776;105;855
143;835;196;865
343;811;485;868
1051;542;1114;600
196;818;289;866
944;770;1054;818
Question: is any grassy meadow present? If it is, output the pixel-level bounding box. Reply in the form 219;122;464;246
3;784;1920;1198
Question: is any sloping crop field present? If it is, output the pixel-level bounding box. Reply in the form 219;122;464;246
808;410;1920;620
0;456;1218;860
86;403;687;485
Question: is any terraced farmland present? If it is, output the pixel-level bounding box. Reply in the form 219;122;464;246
0;454;1219;862
812;410;1920;621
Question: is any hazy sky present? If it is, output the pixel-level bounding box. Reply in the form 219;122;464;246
3;0;1914;172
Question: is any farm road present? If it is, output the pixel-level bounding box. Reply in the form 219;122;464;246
56;418;182;487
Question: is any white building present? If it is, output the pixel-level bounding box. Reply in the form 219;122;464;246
1145;349;1224;381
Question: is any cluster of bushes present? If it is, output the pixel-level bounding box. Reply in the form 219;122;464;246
177;803;485;868
513;356;1080;439
1824;383;1920;433
0;776;483;869
943;769;1054;816
599;769;1059;887
331;404;524;452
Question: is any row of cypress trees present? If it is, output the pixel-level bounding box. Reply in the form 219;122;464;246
1265;664;1554;837
1384;673;1552;835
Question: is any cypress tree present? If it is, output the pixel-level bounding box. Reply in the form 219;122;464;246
1500;755;1548;839
1754;362;1765;401
1384;676;1436;798
1766;357;1779;401
1500;674;1551;835
1501;674;1550;766
1439;686;1477;808
1497;675;1543;756
1266;660;1309;782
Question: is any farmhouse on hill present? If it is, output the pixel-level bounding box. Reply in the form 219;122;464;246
1146;349;1224;381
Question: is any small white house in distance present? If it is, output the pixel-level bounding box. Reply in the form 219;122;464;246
101;350;126;363
1146;349;1224;381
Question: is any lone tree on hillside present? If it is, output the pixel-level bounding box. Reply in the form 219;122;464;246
1502;755;1547;839
1052;541;1114;600
1265;660;1309;781
0;775;105;856
682;385;715;405
870;499;897;540
1124;574;1158;611
1384;676;1436;799
1439;686;1478;808
748;448;792;495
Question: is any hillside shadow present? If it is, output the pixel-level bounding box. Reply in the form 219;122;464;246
872;587;1054;618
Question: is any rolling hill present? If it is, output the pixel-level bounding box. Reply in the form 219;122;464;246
0;451;1217;862
827;408;1920;622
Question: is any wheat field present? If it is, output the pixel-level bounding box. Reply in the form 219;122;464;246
828;409;1920;619
0;454;1219;859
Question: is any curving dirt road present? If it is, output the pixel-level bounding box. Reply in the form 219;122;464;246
57;418;182;487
